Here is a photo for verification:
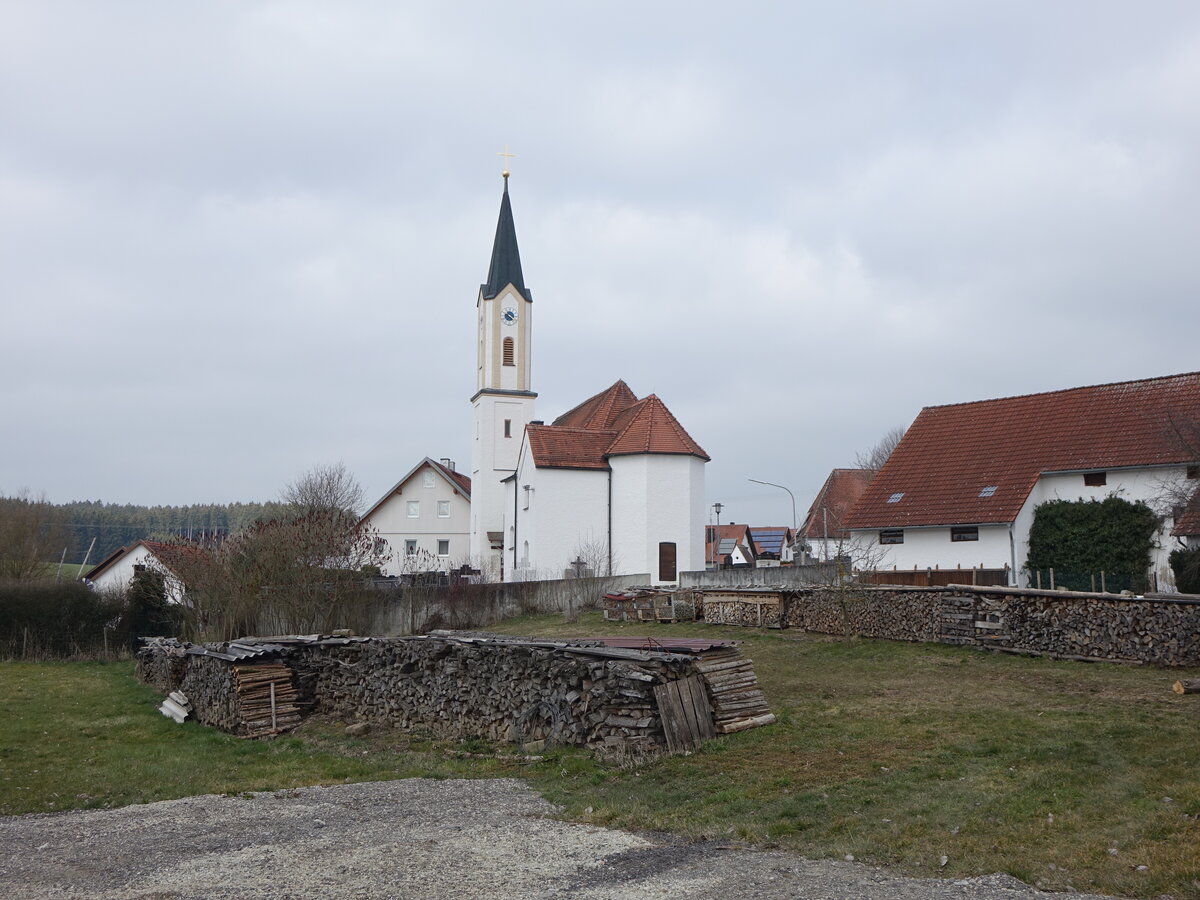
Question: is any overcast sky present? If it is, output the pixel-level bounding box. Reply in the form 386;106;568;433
3;1;1199;541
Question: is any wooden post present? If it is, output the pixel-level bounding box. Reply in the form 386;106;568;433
1101;571;1107;593
103;628;108;659
1091;573;1096;592
270;682;277;732
22;627;28;660
1036;571;1042;589
1050;568;1056;590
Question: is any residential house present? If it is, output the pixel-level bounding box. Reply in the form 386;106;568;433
706;524;757;568
84;540;187;603
842;372;1200;589
799;468;875;562
750;526;796;566
359;458;472;575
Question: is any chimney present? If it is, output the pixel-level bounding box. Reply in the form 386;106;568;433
530;420;544;425
440;458;455;472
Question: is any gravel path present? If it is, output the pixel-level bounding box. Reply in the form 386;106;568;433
0;779;1112;899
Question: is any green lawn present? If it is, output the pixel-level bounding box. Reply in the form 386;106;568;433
2;614;1199;899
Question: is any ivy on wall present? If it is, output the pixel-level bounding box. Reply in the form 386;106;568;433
1025;495;1159;591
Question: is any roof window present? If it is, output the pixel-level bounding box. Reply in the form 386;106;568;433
887;492;905;504
978;485;997;497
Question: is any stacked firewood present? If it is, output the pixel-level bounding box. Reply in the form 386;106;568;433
290;637;691;751
998;593;1200;665
785;587;941;641
233;663;301;736
692;647;774;733
702;591;784;627
135;638;188;693
178;655;240;731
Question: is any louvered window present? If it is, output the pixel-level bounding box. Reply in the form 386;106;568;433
503;337;515;366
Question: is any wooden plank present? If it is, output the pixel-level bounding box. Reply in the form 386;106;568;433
680;675;716;741
653;681;687;752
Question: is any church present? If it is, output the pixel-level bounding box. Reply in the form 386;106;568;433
469;172;709;583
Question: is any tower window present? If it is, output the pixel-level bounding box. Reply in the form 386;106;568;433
502;337;515;366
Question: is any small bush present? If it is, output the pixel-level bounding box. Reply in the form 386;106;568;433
1170;546;1200;594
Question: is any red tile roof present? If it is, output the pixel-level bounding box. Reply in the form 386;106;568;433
844;372;1200;530
705;524;754;565
1173;489;1200;538
553;380;638;429
529;382;709;469
800;469;875;540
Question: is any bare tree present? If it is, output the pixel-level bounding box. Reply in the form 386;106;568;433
854;426;906;472
280;461;365;518
0;491;71;581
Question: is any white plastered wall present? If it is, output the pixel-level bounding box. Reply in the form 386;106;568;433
88;544;185;603
610;454;705;584
362;470;471;575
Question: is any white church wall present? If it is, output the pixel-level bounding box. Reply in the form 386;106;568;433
510;466;609;581
611;455;705;584
470;392;534;563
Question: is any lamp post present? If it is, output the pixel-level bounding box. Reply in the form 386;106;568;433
747;478;797;532
711;502;723;570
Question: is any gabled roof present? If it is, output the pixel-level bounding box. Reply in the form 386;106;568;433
1173;489;1200;538
359;457;472;523
481;177;528;301
845;372;1200;530
84;539;183;582
705;524;755;565
750;526;794;558
527;381;709;469
800;469;875;540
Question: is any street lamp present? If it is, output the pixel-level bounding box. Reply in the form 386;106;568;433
711;502;723;570
747;478;797;532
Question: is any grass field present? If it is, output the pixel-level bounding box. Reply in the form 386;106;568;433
2;614;1199;898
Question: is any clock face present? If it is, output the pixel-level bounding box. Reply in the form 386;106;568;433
502;306;518;325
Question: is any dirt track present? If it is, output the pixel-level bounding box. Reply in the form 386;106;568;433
0;779;1111;899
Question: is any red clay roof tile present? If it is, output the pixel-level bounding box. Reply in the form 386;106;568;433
800;469;875;540
845;372;1200;530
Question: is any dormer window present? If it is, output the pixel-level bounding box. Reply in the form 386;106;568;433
887;492;905;504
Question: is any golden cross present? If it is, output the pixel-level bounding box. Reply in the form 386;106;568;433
497;146;516;177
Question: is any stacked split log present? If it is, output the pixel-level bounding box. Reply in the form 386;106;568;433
233;663;301;736
702;591;783;627
135;638;188;693
784;587;942;641
290;637;692;751
178;656;240;732
692;647;775;733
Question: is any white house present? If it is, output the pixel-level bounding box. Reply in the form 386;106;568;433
503;380;709;584
84;540;187;603
359;458;472;575
843;372;1200;590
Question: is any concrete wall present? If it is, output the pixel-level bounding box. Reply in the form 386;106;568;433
680;564;836;588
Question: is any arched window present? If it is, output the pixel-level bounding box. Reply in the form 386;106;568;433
502;337;515;366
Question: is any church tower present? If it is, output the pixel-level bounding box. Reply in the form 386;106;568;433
469;171;536;572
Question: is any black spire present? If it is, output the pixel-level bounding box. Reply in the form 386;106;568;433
482;175;529;300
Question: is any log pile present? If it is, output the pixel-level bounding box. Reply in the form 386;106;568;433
784;587;941;641
693;646;775;733
997;592;1200;665
702;590;783;627
135;638;188;693
233;663;301;736
289;636;694;751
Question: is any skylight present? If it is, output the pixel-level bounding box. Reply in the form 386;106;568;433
979;485;998;497
887;492;905;504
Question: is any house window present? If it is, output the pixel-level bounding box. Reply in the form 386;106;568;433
437;540;450;557
1187;465;1199;480
404;539;417;556
658;542;677;582
1084;471;1107;486
879;529;904;545
503;337;515;366
504;419;512;438
422;471;435;488
951;526;979;542
437;500;450;518
406;501;419;518
887;492;905;504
